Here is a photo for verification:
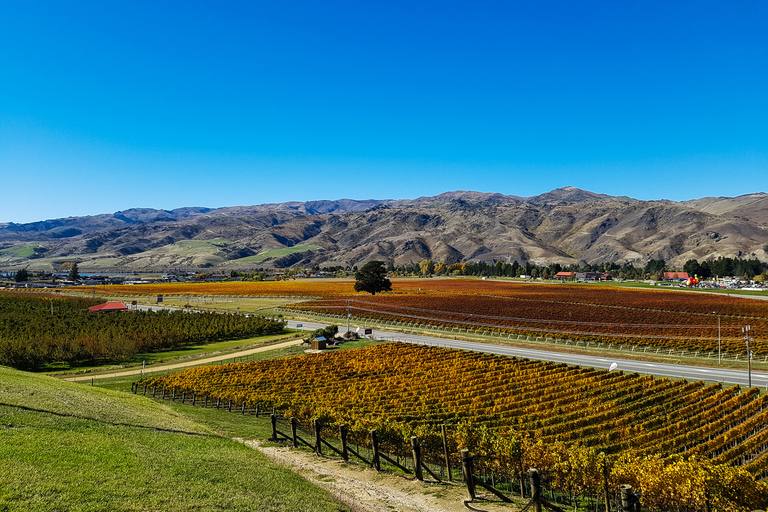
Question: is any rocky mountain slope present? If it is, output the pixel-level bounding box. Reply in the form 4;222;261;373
1;187;766;271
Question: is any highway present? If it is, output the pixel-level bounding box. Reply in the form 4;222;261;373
122;306;765;388
285;320;768;389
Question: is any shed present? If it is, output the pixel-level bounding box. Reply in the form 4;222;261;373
311;336;327;350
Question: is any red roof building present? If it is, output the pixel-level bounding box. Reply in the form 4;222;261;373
663;272;690;280
88;302;130;313
554;271;576;279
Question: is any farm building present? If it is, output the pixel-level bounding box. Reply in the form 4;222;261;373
663;272;690;281
311;336;327;350
88;302;130;313
575;272;612;281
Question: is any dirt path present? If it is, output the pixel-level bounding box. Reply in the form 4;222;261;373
242;439;515;512
62;338;304;382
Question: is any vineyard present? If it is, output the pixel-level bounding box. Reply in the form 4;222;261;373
287;284;768;356
0;293;286;369
74;280;358;298
141;342;768;510
81;279;767;355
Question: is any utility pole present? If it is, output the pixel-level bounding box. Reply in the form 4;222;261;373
743;325;752;388
346;299;351;332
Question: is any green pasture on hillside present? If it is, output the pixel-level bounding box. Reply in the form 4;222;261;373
232;243;322;264
0;244;43;259
0;367;349;512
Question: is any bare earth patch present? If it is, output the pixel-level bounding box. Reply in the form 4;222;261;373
241;439;514;512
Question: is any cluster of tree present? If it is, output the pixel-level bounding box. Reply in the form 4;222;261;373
228;270;268;281
682;257;768;280
12;263;80;283
0;293;285;370
13;268;29;282
354;261;392;295
305;325;339;343
379;256;768;281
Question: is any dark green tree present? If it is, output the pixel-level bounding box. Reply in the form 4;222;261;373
68;263;80;282
354;260;392;295
306;325;338;342
683;259;702;277
708;257;733;277
14;268;29;282
643;259;666;277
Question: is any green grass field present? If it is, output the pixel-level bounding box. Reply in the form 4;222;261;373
231;244;322;264
0;366;349;512
0;244;43;259
45;332;304;375
86;337;388;392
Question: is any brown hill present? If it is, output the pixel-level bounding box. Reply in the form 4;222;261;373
1;189;766;271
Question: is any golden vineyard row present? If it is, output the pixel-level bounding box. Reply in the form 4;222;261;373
141;343;768;509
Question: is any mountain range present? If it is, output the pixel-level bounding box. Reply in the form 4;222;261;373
1;187;767;271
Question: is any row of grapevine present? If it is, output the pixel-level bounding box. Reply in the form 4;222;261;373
61;279;767;353
140;342;768;509
84;278;768;320
291;293;767;354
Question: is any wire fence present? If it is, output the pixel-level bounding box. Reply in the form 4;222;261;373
132;381;737;512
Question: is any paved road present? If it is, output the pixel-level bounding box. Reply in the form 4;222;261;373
284;320;768;388
68;306;763;388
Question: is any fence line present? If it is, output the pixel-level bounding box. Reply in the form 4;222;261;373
132;381;688;511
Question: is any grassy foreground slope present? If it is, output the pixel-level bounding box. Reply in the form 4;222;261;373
0;367;348;512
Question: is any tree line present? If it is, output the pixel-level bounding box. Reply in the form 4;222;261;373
382;256;768;281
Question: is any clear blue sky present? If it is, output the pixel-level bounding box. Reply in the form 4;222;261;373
1;1;766;223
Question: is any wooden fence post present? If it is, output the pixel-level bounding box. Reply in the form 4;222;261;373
461;449;476;500
441;424;452;482
152;386;156;398
529;468;542;512
241;401;246;414
603;456;611;512
181;392;185;404
216;397;220;409
290;418;299;448
340;425;349;461
143;384;147;395
255;403;259;417
370;430;381;471
620;484;640;512
270;413;278;442
192;393;196;406
228;399;232;412
411;436;423;481
314;419;322;455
